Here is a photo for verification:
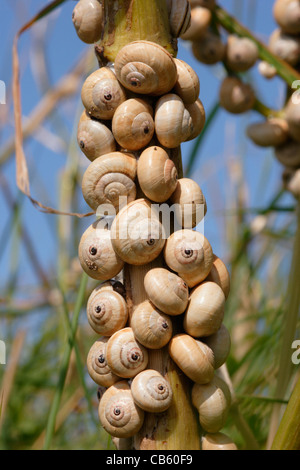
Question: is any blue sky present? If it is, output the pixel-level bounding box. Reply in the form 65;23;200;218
0;0;294;297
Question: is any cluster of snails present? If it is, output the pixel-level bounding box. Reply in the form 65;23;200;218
73;0;236;450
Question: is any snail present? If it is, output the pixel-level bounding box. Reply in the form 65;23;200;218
86;285;128;336
189;0;216;9
78;224;124;281
164;229;214;288
225;35;258;72
273;0;300;35
111;199;166;266
192;375;231;433
170;178;207;229
173;59;200;105
168;334;215;384
166;0;191;38
98;381;144;438
219;77;256;115
77;114;116;161
130;300;173;349
72;0;103;44
183;281;225;338
106;328;149;379
81;152;137;213
283;168;300;199
202;433;238;451
192;31;226;65
81;67;127;120
137;146;178;203
180;6;212;41
87;338;120;387
155;94;193;148
285;98;300;143
114;41;178;96
258;61;277;80
246;118;289;148
202;324;231;370
144;267;189;316
275;140;300;168
131;369;173;413
112;98;155;151
269;29;300;66
185;99;206;141
205;254;231;300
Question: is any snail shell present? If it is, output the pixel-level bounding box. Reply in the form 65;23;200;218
166;0;191;38
205;254;230;299
192;376;231;433
86;286;128;336
169;334;215;384
81;152;137;213
258;61;277;80
202;433;237;451
183;281;225;338
81;67;127;120
285;98;300;143
78;224;124;281
173;59;200;105
106;328;148;379
274;0;300;35
87;338;120;387
180;7;212;41
171;178;207;229
137;146;178;203
111;199;166;266
283;168;300;199
219;77;255;114
114;41;178;96
112;98;154;151
131;369;173;413
202;324;231;370
99;381;144;438
155;94;193;148
269;29;300;65
247;118;289;148
77;116;116;161
131;300;173;349
192;31;226;65
72;0;103;44
275;141;300;168
144;267;189;316
185;99;206;141
189;0;216;9
164;229;214;288
225;35;258;72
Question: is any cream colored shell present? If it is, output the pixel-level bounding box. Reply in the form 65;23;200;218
98;381;144;438
186;99;206;141
192;376;231;433
81;67;127;120
86;286;128;336
285;98;300;143
171;178;207;229
173;59;200;105
246;119;289;148
77;117;116;161
112;98;154;151
114;41;178;96
155;94;193;148
275;141;300;168
164;229;213;287
219;77;255;115
106;328;148;379
205;254;230;299
202;324;231;370
131;300;173;349
274;0;300;35
192;31;226;65
72;0;103;44
144;267;189;316
168;334;215;384
269;29;300;66
225;35;258;73
78;225;124;281
180;7;212;41
166;0;191;38
137;146;178;203
184;281;225;338
81;152;137;213
258;61;277;80
111;199;165;266
87;338;120;387
202;432;237;451
131;369;173;413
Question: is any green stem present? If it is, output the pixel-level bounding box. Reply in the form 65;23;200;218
43;273;88;450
